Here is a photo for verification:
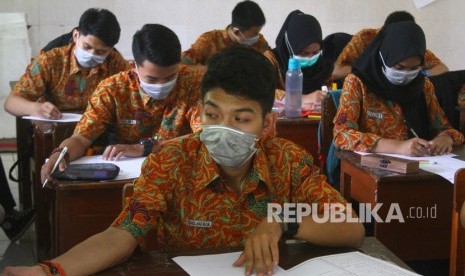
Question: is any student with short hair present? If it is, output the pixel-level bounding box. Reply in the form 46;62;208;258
332;11;448;81
333;21;463;156
4;8;131;119
5;47;365;276
41;23;204;183
264;10;333;108
181;0;269;70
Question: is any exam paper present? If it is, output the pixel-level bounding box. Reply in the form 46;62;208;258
71;155;145;180
173;251;419;276
23;113;83;122
173;252;289;276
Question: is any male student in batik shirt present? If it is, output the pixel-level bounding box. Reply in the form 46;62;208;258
5;8;130;119
5;47;364;276
40;24;204;182
181;0;269;71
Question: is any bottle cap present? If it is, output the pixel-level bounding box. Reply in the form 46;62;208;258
288;58;300;70
332;83;338;90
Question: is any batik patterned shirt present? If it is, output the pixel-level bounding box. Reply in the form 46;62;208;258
335;28;441;70
182;26;269;65
333;74;464;152
112;132;346;250
74;65;203;143
12;43;131;111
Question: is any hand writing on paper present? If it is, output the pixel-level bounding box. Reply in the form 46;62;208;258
428;134;453;156
399;138;431;156
33;101;62;119
233;218;282;276
302;89;327;108
102;144;144;160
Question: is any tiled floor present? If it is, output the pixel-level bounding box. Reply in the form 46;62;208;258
0;152;36;271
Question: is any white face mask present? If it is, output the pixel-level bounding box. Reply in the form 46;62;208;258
232;28;260;46
74;46;106;68
200;125;258;168
138;77;177;100
379;52;421;86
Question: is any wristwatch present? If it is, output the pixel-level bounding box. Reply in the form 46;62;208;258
139;134;161;157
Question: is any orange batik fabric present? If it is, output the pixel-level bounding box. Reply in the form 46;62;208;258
181;26;269;65
12;44;130;111
74;65;203;144
112;132;347;250
333;74;464;152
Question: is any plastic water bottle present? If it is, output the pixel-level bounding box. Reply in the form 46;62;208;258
285;58;303;118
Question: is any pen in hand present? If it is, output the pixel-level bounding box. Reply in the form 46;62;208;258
42;147;68;188
403;119;430;154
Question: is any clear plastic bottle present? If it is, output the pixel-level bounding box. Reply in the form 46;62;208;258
285;58;303;118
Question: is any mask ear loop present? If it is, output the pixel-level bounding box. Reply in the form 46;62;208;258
284;32;296;57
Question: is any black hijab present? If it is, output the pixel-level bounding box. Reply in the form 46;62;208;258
352;21;432;140
273;10;333;93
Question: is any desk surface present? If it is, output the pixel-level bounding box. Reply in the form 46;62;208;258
338;146;465;260
97;237;411;275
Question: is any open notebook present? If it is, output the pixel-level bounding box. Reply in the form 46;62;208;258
173;251;419;276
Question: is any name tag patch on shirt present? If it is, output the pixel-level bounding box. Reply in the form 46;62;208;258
187;219;212;228
367;110;384;119
120;119;137;125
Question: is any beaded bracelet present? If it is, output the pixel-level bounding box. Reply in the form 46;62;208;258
38;261;66;276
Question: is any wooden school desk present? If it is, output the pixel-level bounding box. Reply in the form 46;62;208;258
338;146;465;261
97;237;412;275
276;117;320;166
450;168;465;276
30;120;77;260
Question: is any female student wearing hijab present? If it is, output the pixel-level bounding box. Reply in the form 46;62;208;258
263;10;333;109
333;21;464;156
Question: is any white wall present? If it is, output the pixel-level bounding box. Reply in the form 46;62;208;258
0;0;464;138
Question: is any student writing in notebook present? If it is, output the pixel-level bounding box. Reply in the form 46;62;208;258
4;8;130;119
333;21;464;156
5;47;365;276
263;10;333;108
181;0;269;71
40;24;204;183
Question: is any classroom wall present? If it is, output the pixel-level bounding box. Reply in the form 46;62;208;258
0;0;464;139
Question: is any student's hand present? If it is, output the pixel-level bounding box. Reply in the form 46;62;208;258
399;138;431;156
233;218;282;276
41;151;68;185
102;144;144;160
3;265;48;275
33;102;62;119
302;90;327;110
428;134;453;156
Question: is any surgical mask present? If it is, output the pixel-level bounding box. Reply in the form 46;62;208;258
137;71;177;100
232;28;260;46
74;46;106;68
200;125;258;168
285;32;321;68
379;52;421;86
294;50;321;68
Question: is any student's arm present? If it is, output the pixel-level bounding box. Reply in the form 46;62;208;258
424;49;449;77
428;62;449;76
3;227;138;276
181;32;213;66
41;133;92;183
332;64;352;81
4;94;61;119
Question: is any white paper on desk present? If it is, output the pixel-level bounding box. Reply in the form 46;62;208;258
70;155;145;180
173;251;289;276
287;252;419;276
23;113;82;122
